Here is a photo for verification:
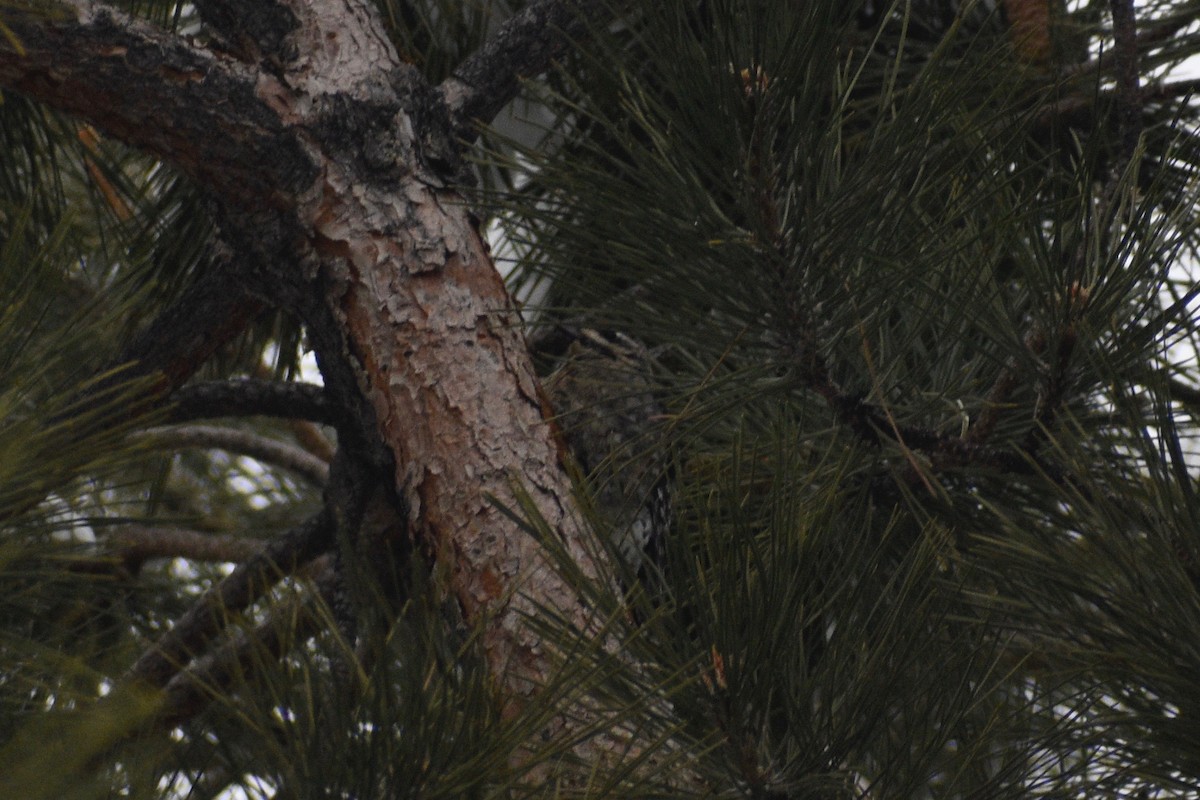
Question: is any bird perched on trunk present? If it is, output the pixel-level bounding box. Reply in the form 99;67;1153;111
542;328;673;585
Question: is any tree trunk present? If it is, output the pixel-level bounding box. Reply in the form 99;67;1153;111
0;0;604;738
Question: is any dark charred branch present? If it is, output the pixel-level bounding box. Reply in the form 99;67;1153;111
439;0;619;142
167;379;335;426
192;0;300;64
1110;0;1142;167
0;3;316;206
322;446;376;650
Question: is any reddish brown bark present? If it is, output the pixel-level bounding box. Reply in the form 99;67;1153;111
307;142;601;712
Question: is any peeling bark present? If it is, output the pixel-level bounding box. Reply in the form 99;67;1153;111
298;88;600;725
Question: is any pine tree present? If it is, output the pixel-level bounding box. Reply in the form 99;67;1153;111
1;1;1200;797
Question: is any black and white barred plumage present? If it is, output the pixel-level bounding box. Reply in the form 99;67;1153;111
543;329;673;581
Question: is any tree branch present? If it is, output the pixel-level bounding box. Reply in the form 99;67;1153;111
158;555;335;728
824;389;1057;479
167;379;335;426
133;424;331;486
438;0;618;140
1110;0;1142;166
0;2;315;202
1164;377;1200;414
105;525;266;567
128;508;333;689
777;280;1063;482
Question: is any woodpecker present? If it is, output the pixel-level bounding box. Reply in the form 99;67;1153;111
543;329;673;582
